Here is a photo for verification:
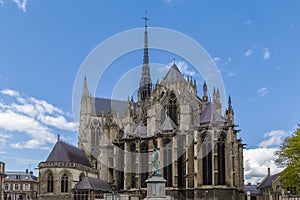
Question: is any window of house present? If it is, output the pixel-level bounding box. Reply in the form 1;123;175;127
4;183;9;191
24;183;30;191
14;184;19;191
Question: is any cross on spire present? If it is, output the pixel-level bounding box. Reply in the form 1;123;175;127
143;11;150;27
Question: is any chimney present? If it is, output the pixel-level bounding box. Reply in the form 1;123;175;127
268;167;270;176
30;171;33;175
25;169;28;174
247;183;251;186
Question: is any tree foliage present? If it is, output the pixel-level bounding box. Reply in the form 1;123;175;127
275;128;300;194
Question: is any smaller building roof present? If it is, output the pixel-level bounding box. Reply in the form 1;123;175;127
5;171;37;182
75;177;113;192
91;97;128;116
244;184;261;195
258;173;280;189
200;102;224;124
46;140;92;167
133;121;147;137
161;116;177;131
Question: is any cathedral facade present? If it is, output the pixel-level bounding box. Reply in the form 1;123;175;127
78;24;244;200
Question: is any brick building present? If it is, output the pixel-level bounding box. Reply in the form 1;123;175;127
3;169;38;200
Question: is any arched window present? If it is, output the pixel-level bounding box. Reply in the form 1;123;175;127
91;120;101;148
79;173;85;182
140;142;148;188
47;173;54;193
202;133;212;185
130;143;136;188
217;133;226;185
168;92;178;125
163;138;172;187
61;173;69;193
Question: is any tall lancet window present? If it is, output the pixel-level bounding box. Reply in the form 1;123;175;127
61;173;69;193
163;138;173;187
168;92;178;125
140;142;148;188
217;133;226;185
90;120;101;148
202;133;212;185
130;143;136;188
47;173;54;193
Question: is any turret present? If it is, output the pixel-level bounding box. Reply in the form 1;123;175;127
226;95;234;124
80;76;90;115
202;81;208;103
213;88;222;115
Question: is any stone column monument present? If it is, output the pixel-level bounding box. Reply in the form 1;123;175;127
143;147;171;200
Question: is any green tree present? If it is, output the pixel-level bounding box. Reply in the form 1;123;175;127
275;127;300;194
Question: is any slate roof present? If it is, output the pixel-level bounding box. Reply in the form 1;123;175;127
46;140;92;167
161;63;186;83
133;121;147;137
161;116;177;131
75;177;113;192
244;185;261;195
200;103;224;124
5;171;37;182
91;97;128;116
258;173;280;189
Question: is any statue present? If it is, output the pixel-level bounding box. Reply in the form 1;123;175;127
151;147;162;177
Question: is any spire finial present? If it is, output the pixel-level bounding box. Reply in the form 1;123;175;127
143;11;150;28
58;134;60;141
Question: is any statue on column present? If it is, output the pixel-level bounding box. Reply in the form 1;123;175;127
151;147;162;177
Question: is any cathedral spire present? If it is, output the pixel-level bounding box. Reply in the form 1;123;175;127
139;11;152;102
82;76;89;98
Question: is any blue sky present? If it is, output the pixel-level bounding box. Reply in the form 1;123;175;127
0;0;299;183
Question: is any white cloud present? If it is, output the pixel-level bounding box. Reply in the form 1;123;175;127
213;57;221;64
1;89;20;97
244;148;284;184
0;88;76;150
162;61;196;77
0;0;4;5
13;0;27;12
259;130;286;148
244;49;253;56
0;132;11;154
244;20;252;25
176;61;196;77
10;139;50;150
263;48;271;60
38;115;77;131
257;87;268;97
0;110;56;144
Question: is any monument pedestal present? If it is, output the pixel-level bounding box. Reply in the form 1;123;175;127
143;176;169;200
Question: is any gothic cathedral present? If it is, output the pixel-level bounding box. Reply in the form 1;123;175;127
78;23;244;200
